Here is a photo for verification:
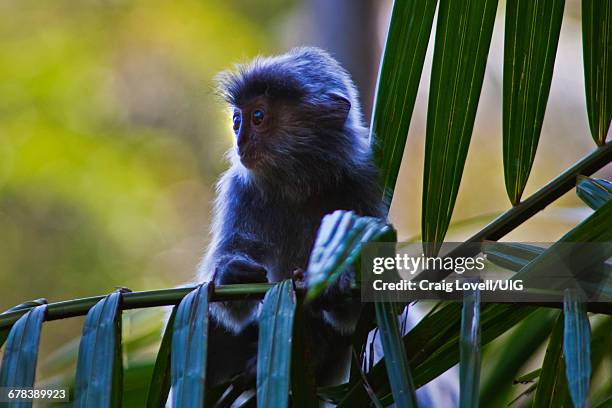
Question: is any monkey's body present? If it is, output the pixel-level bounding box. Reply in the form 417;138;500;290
198;47;383;389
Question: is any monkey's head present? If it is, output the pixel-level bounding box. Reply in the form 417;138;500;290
216;47;369;192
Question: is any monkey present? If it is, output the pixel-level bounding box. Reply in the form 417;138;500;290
198;47;384;391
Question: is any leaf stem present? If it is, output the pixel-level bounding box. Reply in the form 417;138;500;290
1;144;610;331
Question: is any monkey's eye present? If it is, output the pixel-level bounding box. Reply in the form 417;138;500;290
232;112;241;132
252;109;264;126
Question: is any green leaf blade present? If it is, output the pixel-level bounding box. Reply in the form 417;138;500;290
370;0;438;210
582;0;612;146
459;289;480;408
374;302;418;408
563;290;591;408
74;291;124;408
306;210;394;300
171;284;210;408
257;280;296;408
533;312;569;408
503;0;565;204
576;176;612;210
0;305;47;393
146;306;177;408
422;0;499;246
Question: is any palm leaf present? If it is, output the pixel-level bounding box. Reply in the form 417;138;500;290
563;289;591;408
478;308;555;407
74;291;124;408
171;284;210;407
146;306;177;408
515;199;612;288
503;0;565;204
0;329;8;350
533;312;569;408
338;303;535;406
305;210;394;300
374;301;418;408
459;288;480;408
422;0;499;248
0;305;47;395
257;280;296;408
484;242;544;271
594;396;612;408
576;176;612;210
370;0;438;210
582;0;612;146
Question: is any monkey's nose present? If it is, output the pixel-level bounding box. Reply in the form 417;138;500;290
237;129;250;149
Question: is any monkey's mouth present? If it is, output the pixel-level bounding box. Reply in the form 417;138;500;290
238;150;260;168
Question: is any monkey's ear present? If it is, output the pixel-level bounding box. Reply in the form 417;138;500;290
324;92;351;124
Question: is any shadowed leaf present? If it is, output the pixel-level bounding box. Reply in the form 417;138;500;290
257;280;296;408
0;329;8;350
478;308;555;406
459;288;480;408
510;203;612;309
290;292;318;408
582;0;612;145
370;0;438;210
374;301;418;408
533;312;569;408
422;0;499;249
503;0;565;204
74;291;124;408
146;306;177;408
484;242;544;271
563;289;591;408
337;303;535;406
306;210;394;300
576;176;612;210
0;305;47;397
171;284;210;408
594;395;612;408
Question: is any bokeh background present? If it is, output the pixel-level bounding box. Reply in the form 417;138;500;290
0;0;609;403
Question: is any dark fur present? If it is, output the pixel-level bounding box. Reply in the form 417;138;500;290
198;47;383;388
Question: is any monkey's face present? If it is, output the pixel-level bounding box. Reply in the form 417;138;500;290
230;92;353;180
232;96;275;169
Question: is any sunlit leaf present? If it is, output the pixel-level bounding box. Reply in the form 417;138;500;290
171;284;210;407
503;0;565;204
576;176;612;210
0;305;47;393
370;0;438;210
146;306;177;408
582;0;612;145
459;288;480;408
257;280;296;408
374;301;418;408
422;0;499;248
563;289;591;408
74;291;124;408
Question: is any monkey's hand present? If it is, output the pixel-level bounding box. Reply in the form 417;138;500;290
308;268;361;335
210;255;269;334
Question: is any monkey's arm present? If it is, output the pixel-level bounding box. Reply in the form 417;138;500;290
201;233;270;334
312;267;361;335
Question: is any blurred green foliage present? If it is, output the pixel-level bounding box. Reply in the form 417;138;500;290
0;0;292;326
